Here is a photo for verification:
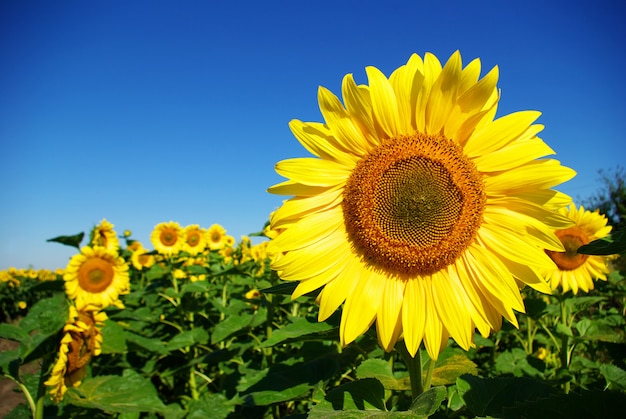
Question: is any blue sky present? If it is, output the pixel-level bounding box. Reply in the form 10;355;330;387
1;0;624;270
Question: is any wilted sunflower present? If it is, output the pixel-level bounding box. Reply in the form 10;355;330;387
64;246;130;309
151;221;183;255
90;219;120;252
182;224;208;255
44;305;107;402
268;51;576;359
545;204;614;294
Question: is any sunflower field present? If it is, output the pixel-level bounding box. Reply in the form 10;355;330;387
2;52;626;418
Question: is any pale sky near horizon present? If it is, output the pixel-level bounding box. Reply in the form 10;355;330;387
1;0;624;271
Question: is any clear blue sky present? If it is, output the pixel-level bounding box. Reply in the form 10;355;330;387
1;0;624;270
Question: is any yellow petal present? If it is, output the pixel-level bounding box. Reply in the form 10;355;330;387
401;278;426;357
275;157;351;187
366;66;400;138
289;120;357;166
376;276;406;352
340;269;383;346
465;110;542;157
426;50;462;134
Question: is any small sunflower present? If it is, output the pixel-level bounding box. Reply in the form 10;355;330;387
64;246;130;309
131;246;156;270
44;305;107;402
182;224;208;255
245;289;262;299
207;224;229;250
268;51;576;359
90;219;120;252
544;204;614;294
151;221;183;255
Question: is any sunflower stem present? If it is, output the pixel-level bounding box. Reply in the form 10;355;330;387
397;343;423;400
423;355;436;391
559;296;571;394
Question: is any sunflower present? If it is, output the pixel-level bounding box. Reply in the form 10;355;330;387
64;246;130;309
131;245;156;270
544;204;614;294
206;224;229;250
44;305;107;402
90;219;120;252
267;51;576;359
151;221;183;255
182;224;208;255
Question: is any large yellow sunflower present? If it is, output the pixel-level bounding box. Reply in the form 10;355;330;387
182;224;208;255
44;305;107;402
64;246;130;309
90;218;120;252
544;204;613;294
267;51;576;359
151;221;183;255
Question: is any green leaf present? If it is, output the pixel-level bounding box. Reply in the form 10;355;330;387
66;370;166;413
473;334;495;347
494;348;545;378
574;318;625;343
260;282;298;295
409;386;447;416
238;357;338;406
430;354;478;386
125;331;168;354
308;378;387;416
0;323;30;343
211;313;255;344
46;232;84;249
456;375;558;417
185;265;209;276
145;263;170;281
0;349;19;373
556;323;573;337
167;328;209;351
100;319;127;354
181;281;210;295
564;296;604;313
186;393;234;419
261;317;335;348
599;364;626;391
18;295;68;362
578;230;626;255
357;359;410;390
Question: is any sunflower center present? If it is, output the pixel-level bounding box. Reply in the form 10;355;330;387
187;232;200;246
160;229;178;246
546;227;590;271
343;133;485;276
77;257;114;293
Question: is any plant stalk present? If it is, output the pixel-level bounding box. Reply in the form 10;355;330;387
397;343;423;400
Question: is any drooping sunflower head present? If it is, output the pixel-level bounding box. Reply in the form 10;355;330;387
44;305;107;402
268;51;576;359
182;224;208;255
151;221;183;256
90;219;120;252
544;204;614;294
64;246;130;309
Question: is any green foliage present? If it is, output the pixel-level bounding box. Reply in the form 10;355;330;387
2;222;626;418
46;232;85;250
